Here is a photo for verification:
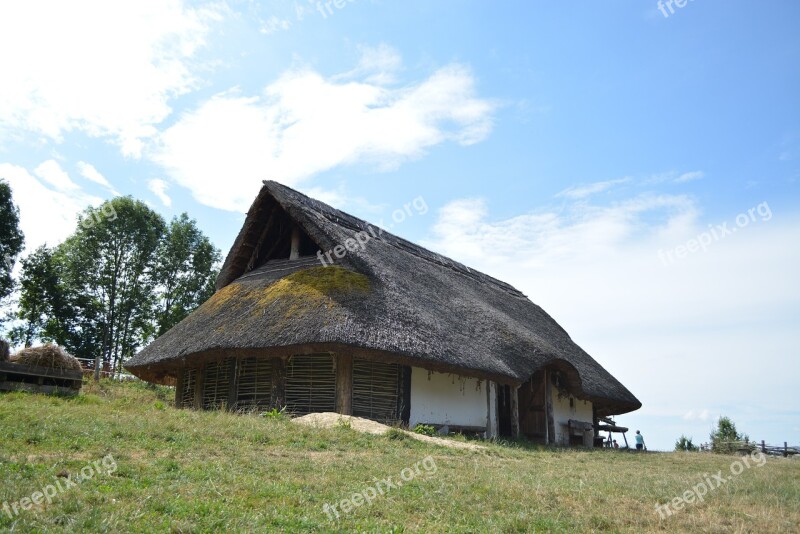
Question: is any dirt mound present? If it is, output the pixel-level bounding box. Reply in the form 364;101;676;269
11;344;82;371
292;412;485;451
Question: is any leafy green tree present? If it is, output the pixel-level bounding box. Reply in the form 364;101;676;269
8;195;220;377
0;179;25;303
710;416;749;454
61;197;165;377
674;435;698;452
153;213;220;336
8;246;62;346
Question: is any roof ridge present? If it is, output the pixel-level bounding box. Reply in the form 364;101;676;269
262;180;527;298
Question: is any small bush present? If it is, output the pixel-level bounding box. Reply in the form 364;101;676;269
261;407;287;420
675;435;698;452
413;424;436;436
336;417;352;430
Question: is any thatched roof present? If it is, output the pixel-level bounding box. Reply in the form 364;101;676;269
12;344;83;371
126;181;640;416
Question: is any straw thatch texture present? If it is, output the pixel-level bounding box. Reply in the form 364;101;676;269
127;181;641;416
11;344;83;371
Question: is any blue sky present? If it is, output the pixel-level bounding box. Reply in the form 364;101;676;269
1;1;798;451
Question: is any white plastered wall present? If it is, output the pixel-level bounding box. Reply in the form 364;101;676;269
409;367;488;429
551;383;593;446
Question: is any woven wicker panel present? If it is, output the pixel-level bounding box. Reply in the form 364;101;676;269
236;357;273;411
285;354;335;416
202;359;231;410
180;368;197;408
352;359;401;424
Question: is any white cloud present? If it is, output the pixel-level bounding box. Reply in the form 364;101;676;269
33;160;79;192
260;15;291;34
556;177;631;199
0;162;103;251
148;179;172;207
645;170;705;185
151;53;496;211
424;190;800;450
335;44;404;85
674;171;704;183
77;161;118;195
0;1;222;157
683;409;711;421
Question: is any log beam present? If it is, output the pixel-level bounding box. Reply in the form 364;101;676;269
545;369;555;444
336;353;353;415
510;385;520;439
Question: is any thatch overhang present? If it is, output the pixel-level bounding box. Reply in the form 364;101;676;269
126;181;641;416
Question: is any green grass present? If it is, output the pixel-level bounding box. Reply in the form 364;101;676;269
1;381;798;532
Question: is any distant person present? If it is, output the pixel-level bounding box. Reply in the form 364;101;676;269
613;440;619;449
635;430;646;451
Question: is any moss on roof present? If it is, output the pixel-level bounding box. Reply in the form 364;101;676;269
200;266;369;316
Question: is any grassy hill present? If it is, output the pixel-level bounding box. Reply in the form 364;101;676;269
1;381;798;533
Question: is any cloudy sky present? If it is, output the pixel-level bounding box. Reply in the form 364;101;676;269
1;1;798;450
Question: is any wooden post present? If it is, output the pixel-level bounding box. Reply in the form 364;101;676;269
290;226;301;260
761;440;766;454
486;381;498;439
193;363;205;410
226;358;239;411
400;366;412;426
785;442;789;457
510;385;520;439
175;370;184;408
544;369;555;445
336;354;353;415
272;357;286;410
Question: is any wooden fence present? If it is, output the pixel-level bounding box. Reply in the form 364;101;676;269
698;440;798;457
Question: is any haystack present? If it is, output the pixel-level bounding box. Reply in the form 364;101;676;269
11;344;82;371
0;339;9;363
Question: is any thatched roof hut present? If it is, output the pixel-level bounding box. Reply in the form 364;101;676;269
126;181;640;442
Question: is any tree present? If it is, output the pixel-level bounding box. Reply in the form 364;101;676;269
8;246;63;347
153;213;220;336
710;416;749;454
674;435;698;452
8;196;220;377
62;197;165;378
0;179;25;303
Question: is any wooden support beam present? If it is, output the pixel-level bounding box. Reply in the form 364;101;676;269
400;366;412;425
486;381;499;439
290;226;301;260
545;369;555;445
194;363;205;410
226;357;239;411
336;353;353;415
510;385;520;439
272;357;286;410
175;370;184;408
246;209;278;271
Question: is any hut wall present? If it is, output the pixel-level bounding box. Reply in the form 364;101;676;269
236;357;273;411
284;353;336;416
551;383;593;446
352;359;401;424
179;368;197;408
408;368;487;430
203;358;232;409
